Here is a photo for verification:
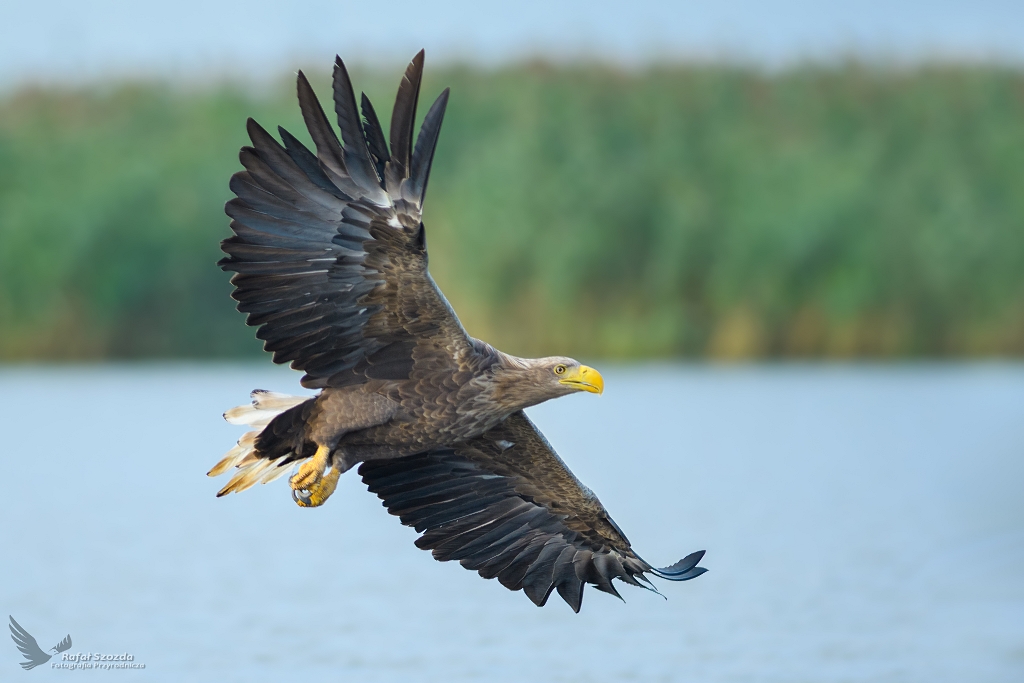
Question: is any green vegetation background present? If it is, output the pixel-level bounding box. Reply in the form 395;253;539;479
2;64;1023;360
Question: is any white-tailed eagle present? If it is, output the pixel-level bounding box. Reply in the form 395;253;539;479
209;52;706;611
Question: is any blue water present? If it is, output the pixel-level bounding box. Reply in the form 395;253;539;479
1;364;1022;681
2;1;1023;90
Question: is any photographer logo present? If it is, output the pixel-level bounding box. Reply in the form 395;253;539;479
9;616;145;672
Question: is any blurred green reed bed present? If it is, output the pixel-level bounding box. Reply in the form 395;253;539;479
1;64;1023;360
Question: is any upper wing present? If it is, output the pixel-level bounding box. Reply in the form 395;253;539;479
9;616;50;669
358;412;707;612
220;51;475;389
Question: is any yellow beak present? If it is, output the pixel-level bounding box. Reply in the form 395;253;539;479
558;365;604;394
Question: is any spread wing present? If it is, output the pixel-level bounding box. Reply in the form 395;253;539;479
220;51;476;389
359;412;707;612
52;634;72;653
9;616;51;670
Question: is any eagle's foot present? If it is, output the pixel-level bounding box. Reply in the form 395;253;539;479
292;467;341;508
289;444;330;490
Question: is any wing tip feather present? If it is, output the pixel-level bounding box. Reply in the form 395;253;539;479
648;549;708;581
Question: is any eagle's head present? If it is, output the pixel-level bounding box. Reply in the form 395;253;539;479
539;357;604;396
494;355;604;410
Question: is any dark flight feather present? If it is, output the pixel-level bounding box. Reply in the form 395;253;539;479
220;52;470;390
389;49;424;181
277;126;346;198
295;70;348;184
359;412;707;612
332;56;386;195
407;88;450;207
360;92;390;181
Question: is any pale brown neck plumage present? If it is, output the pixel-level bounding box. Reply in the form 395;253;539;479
490;353;576;413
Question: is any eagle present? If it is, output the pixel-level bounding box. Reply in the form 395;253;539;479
208;51;706;610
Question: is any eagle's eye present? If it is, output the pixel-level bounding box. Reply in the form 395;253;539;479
554;364;567;375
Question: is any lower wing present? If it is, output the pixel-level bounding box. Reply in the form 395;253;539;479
359;411;706;612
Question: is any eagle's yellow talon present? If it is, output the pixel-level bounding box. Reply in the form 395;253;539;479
293;467;341;507
290;444;330;490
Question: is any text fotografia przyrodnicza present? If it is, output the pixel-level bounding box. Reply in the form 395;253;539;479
51;652;145;670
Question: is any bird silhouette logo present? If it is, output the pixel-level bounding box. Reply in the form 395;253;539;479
9;616;72;671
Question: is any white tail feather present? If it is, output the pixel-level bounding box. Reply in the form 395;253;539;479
211;391;312;496
222;389;309;426
237;430;258;449
223;405;281;427
208;449;244;477
206;430;263;477
219;458;275;495
251;389;308;411
235;451;260;468
260;457;295;484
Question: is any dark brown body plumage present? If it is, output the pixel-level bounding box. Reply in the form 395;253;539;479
278;341;580;472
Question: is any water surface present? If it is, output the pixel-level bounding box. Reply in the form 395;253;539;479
1;364;1022;681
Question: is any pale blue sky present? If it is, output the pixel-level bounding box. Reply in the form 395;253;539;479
2;0;1022;88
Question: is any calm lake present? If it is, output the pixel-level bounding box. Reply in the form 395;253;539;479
1;364;1022;681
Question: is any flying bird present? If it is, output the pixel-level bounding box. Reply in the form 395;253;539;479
209;51;706;610
9;616;71;670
